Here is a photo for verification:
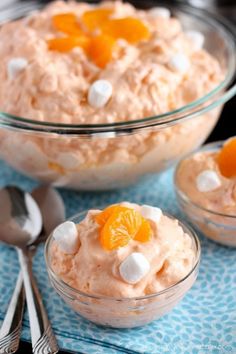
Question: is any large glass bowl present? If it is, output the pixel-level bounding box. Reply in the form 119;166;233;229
0;1;235;190
45;210;201;328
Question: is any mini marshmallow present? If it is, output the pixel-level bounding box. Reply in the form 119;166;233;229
92;131;116;139
57;153;80;170
7;57;28;80
88;80;113;109
186;31;204;50
168;53;190;73
196;170;221;192
53;221;79;254
140;205;162;223
119;252;150;284
149;7;171;19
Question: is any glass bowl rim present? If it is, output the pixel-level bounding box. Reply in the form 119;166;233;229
0;2;235;134
44;209;201;302
174;140;236;219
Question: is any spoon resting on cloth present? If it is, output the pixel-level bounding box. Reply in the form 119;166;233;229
0;186;64;354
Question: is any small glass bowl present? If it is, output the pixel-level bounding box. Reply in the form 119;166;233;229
44;210;200;328
174;141;236;247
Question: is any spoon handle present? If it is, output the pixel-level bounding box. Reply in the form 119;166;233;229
0;272;25;354
17;248;59;354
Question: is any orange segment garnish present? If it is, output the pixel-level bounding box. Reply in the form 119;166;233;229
82;8;113;31
48;11;151;67
48;162;65;175
100;207;143;251
47;36;90;52
52;13;82;36
217;137;236;178
134;219;152;243
88;34;116;68
95;205;119;226
96;205;153;251
101;17;151;44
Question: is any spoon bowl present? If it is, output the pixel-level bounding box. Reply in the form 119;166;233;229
0;186;42;248
31;185;65;241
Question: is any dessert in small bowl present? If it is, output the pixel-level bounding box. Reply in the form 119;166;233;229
175;138;236;247
45;202;200;328
0;1;235;190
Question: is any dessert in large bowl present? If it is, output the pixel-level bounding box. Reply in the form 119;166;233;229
45;202;200;327
0;0;235;190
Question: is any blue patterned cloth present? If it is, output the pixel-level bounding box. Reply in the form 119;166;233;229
0;160;235;354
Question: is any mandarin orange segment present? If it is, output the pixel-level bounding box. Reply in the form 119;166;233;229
52;13;82;36
217;137;236;178
101;17;151;44
53;12;77;23
82;8;113;31
88;34;116;68
48;162;65;175
95;205;119;226
48;36;90;52
100;207;143;251
72;35;91;51
134;219;152;243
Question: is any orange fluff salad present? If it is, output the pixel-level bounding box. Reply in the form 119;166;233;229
50;202;196;297
0;1;224;190
175;138;236;247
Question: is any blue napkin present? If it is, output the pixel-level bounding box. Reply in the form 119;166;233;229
0;160;235;354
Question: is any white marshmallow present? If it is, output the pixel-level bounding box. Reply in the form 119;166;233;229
119;252;150;284
168;53;190;73
140;205;162;223
57;153;80;170
88;80;113;108
53;221;79;254
149;7;171;19
92;131;116;139
196;170;221;192
186;31;205;50
7;57;28;80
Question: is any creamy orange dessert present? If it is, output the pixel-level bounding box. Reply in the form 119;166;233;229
0;1;224;189
175;138;236;246
0;1;222;122
176;138;236;215
51;202;196;297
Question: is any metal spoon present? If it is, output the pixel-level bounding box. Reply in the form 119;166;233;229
31;185;65;242
0;186;64;354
